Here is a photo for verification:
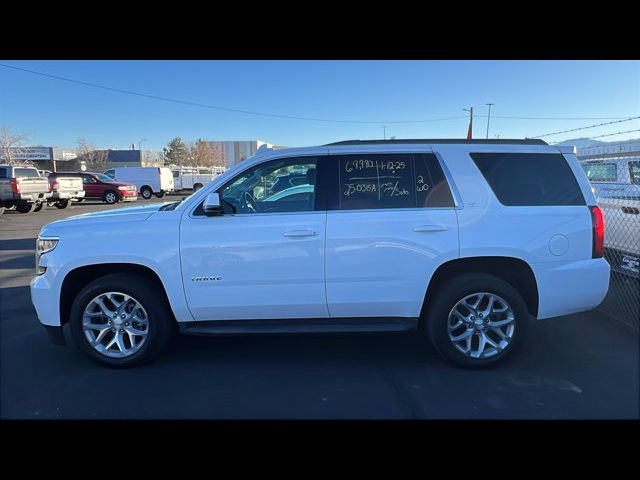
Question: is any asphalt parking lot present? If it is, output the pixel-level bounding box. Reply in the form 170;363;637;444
1;198;638;419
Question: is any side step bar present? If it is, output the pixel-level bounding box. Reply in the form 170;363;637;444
178;317;419;336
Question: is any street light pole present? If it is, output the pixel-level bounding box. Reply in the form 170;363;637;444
138;138;147;151
383;126;388;140
485;103;494;139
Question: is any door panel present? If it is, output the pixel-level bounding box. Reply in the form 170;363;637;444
324;152;459;318
325;209;458;318
180;154;329;321
181;212;328;320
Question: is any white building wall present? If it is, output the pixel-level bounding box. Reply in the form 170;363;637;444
207;140;273;168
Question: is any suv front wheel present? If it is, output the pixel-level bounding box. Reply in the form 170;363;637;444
424;273;530;368
69;273;174;367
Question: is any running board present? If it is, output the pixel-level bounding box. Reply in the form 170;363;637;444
178;317;418;336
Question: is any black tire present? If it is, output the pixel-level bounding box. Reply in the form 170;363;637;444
103;190;118;204
154;191;165;198
424;273;530;369
55;200;70;209
193;183;203;192
140;187;153;200
16;203;36;214
33;202;44;212
69;273;174;368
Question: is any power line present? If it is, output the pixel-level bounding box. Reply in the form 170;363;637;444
589;129;640;139
532;117;640;138
0;62;636;125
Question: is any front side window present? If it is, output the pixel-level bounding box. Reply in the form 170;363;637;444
581;162;617;182
329;153;455;211
629;161;640;185
197;156;319;215
104;170;115;179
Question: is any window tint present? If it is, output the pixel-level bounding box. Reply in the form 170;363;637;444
194;156;319;216
582;162;617;182
331;153;454;210
0;167;6;178
15;168;39;178
81;175;93;184
630;162;640;185
471;153;585;206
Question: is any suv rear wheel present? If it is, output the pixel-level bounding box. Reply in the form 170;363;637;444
424;273;530;368
69;273;174;367
154;190;165;198
55;200;70;209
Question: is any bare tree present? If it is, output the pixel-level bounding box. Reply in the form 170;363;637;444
0;125;31;165
187;139;226;168
76;138;109;172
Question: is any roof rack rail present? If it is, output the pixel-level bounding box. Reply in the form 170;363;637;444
325;138;548;146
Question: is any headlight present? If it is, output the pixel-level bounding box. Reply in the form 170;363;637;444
36;237;59;255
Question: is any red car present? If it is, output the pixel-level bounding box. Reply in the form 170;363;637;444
56;172;137;204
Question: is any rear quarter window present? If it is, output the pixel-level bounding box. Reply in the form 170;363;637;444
470;152;585;206
0;167;6;178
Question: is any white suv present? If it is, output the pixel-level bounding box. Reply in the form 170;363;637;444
31;139;610;368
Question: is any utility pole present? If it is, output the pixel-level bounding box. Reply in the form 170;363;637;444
383;126;388;140
463;107;474;139
138;138;147;151
485;103;494;139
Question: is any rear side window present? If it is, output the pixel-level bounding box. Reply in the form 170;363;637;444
470;153;585;206
14;168;40;178
0;167;6;178
581;162;617;182
329;153;455;210
630;161;640;185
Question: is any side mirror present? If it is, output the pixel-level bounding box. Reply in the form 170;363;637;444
203;192;224;216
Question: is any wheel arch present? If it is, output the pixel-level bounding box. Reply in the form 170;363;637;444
60;263;177;327
421;256;539;324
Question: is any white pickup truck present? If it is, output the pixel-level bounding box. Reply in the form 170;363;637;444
0;165;52;214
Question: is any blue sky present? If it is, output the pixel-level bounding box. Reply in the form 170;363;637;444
0;60;638;150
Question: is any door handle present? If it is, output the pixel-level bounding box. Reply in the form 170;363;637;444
413;224;448;232
284;230;318;237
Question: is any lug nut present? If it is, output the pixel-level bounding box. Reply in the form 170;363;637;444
108;320;112;325
111;328;115;332
120;329;124;333
470;315;475;320
478;313;483;318
121;314;126;319
112;313;117;318
125;322;129;326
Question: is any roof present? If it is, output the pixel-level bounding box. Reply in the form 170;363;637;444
325;138;548;146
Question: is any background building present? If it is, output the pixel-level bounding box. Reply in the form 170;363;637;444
0;146;77;171
205;140;286;168
103;150;165;169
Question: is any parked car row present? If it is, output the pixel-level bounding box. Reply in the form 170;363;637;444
1;166;186;214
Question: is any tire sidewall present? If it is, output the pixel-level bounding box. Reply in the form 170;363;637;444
141;187;152;200
55;200;69;209
69;273;173;367
426;273;530;368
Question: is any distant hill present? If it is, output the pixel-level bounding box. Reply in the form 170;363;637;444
555;137;640;157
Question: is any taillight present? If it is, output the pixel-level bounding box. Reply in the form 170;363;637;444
9;179;19;193
590;205;604;258
52;180;59;191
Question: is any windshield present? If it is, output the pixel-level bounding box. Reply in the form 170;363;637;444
95;173;116;183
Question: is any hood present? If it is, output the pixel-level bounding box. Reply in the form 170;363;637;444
43;203;165;231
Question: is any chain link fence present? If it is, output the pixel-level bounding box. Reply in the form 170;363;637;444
580;156;640;333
